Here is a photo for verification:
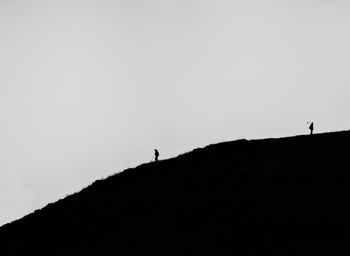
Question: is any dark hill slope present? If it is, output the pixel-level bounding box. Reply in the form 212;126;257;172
0;131;346;255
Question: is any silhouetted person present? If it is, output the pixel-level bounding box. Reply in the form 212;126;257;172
154;149;159;162
309;122;314;135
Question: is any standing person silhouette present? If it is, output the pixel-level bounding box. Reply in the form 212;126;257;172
154;149;159;162
309;122;314;135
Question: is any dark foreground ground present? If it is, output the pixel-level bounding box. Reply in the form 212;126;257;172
0;131;346;255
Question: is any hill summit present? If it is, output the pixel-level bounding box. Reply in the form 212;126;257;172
0;131;346;255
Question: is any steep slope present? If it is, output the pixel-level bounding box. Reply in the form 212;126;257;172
0;131;346;255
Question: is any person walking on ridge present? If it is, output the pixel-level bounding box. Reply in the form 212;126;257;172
154;149;159;162
309;122;314;135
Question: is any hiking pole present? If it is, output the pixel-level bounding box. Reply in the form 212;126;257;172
150;155;154;162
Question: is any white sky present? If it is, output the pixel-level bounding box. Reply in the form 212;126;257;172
1;0;349;226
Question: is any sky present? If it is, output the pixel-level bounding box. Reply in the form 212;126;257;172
0;0;349;226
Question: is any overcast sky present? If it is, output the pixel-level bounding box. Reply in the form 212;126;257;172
1;0;349;226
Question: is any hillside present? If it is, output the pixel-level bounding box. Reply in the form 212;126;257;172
0;131;346;255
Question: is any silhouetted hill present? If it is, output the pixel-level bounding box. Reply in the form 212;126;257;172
0;131;346;255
